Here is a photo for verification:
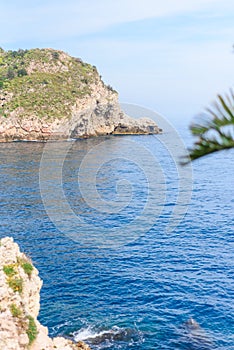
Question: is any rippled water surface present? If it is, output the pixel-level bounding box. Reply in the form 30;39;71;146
0;128;233;350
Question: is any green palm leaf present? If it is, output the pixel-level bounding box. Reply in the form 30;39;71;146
186;89;234;162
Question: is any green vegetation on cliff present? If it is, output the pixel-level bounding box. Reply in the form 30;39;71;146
0;48;101;120
26;315;38;345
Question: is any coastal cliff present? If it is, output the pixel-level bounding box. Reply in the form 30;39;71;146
0;237;90;350
0;48;161;141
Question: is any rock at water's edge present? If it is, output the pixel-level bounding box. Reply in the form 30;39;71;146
0;237;91;350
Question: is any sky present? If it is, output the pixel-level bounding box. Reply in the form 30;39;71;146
0;0;233;124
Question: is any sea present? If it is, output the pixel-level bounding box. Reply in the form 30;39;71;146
0;117;233;349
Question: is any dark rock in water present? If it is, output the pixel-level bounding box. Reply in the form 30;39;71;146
178;318;216;350
74;326;137;346
87;327;134;345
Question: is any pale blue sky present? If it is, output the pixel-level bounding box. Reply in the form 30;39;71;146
1;0;233;123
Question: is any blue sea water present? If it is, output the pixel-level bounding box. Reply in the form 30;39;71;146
0;127;233;349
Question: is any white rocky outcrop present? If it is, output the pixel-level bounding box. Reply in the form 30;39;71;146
0;237;91;350
0;85;161;141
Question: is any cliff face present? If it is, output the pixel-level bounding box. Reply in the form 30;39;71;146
0;48;161;141
0;237;90;350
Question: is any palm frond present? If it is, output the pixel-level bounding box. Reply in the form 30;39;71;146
186;89;234;162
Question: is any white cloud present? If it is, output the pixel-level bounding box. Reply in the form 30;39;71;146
0;0;227;43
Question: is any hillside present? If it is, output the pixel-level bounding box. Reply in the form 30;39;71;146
0;48;111;120
0;48;161;141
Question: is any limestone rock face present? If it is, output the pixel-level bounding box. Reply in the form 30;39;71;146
0;84;161;141
0;237;91;350
0;48;161;141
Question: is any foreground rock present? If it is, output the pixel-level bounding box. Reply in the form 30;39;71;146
0;48;161;141
0;237;90;350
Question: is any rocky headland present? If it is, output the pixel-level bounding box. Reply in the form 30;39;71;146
0;237;91;350
0;48;161;141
